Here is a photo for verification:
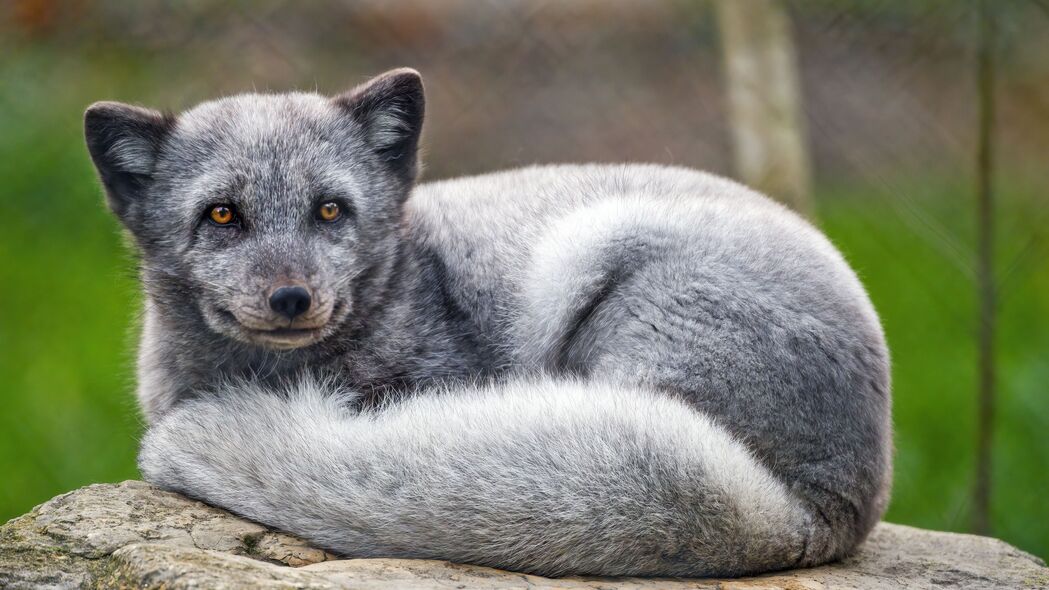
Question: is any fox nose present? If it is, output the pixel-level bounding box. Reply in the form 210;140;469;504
269;286;312;319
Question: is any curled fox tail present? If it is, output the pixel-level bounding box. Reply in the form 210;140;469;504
140;377;821;577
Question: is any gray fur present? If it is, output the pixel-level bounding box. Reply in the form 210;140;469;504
86;69;892;578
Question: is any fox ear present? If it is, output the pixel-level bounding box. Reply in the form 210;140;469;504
333;68;425;182
84;101;175;221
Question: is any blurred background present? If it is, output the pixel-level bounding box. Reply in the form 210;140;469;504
1;0;1046;560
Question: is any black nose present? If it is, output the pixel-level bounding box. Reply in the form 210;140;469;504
269;286;312;319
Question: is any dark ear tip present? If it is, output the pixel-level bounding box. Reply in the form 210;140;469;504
381;67;423;87
345;68;424;101
85;101;123;128
86;100;126;113
84;102;176;150
85;101;137;121
85;101;173;124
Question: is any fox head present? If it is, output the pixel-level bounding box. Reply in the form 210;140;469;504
85;69;424;350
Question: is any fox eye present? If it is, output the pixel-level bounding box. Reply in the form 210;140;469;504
317;201;342;222
207;204;237;226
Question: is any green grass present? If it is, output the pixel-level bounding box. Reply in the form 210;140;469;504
818;178;1049;557
0;102;142;516
1;48;1046;561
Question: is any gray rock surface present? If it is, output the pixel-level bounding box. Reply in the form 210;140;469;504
1;481;1046;589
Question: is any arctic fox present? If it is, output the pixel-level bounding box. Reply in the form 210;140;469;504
85;68;891;578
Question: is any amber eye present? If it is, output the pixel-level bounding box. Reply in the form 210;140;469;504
317;201;341;222
208;205;236;226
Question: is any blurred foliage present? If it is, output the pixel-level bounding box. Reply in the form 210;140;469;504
0;0;1046;561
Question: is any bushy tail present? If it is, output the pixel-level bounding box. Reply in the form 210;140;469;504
139;377;818;577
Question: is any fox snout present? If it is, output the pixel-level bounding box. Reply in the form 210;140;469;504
208;278;347;350
269;285;312;320
238;280;333;330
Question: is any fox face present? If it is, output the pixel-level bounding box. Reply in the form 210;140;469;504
86;69;424;350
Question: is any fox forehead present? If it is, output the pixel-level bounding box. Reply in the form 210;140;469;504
176;92;347;140
156;94;369;218
162;94;362;171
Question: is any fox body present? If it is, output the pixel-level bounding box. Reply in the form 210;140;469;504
85;69;892;577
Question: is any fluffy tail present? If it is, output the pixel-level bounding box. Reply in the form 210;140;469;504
139;377;816;577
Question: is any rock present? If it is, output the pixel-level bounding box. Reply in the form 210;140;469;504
1;481;1045;589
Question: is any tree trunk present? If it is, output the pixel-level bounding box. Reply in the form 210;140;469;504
716;0;813;217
